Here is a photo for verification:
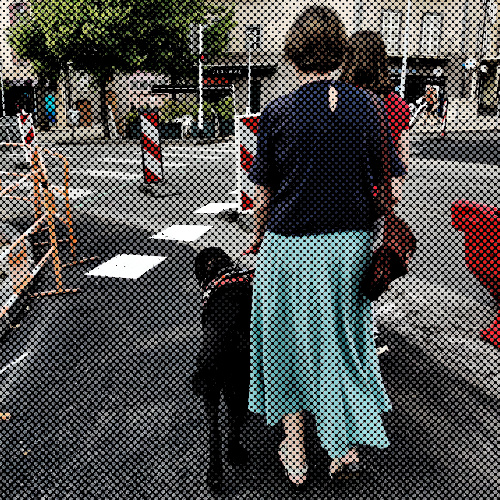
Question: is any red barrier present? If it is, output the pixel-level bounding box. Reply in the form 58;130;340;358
451;199;500;348
235;114;260;212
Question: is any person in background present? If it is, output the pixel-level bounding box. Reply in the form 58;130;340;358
423;85;440;126
341;30;410;204
242;6;405;490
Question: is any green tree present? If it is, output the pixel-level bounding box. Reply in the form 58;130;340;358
9;1;236;138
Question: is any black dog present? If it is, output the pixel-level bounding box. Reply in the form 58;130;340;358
192;247;253;493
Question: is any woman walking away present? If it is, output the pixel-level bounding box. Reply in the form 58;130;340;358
423;85;440;126
341;30;410;207
242;5;405;491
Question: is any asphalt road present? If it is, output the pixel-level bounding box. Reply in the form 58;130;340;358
400;134;500;308
1;141;240;234
1;134;500;498
0;216;498;499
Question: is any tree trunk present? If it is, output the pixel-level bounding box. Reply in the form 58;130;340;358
99;78;110;139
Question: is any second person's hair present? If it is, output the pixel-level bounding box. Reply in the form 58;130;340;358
341;30;394;99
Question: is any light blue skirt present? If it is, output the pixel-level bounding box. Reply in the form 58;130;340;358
249;230;392;459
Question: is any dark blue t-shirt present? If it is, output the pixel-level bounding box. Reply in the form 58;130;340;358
248;80;406;236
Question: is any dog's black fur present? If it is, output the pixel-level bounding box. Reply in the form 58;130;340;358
192;247;252;493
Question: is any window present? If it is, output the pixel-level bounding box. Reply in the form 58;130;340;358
483;0;496;56
482;29;492;57
420;13;443;57
487;0;497;24
382;10;402;55
245;25;262;50
9;2;28;25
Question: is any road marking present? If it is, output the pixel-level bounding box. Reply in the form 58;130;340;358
75;182;131;207
151;225;213;242
194;203;239;214
52;186;94;200
0;352;31;375
3;153;24;159
71;169;142;181
101;157;141;164
86;254;167;280
164;144;235;151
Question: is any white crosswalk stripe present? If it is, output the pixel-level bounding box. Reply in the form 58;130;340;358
86;254;167;280
151;225;213;242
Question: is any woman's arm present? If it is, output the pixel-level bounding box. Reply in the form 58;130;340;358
242;185;272;255
395;128;410;169
254;185;272;243
392;128;410;204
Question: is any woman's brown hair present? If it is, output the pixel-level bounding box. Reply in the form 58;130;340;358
341;30;394;99
284;5;346;74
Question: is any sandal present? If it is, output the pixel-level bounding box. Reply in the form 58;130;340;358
329;449;361;481
279;440;308;489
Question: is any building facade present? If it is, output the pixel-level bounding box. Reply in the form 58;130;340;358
208;0;500;115
1;1;499;128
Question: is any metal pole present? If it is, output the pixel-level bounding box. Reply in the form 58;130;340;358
198;24;204;130
400;0;411;99
355;0;363;32
246;34;253;115
0;58;5;117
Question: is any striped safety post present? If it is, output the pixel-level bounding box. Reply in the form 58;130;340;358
236;114;260;213
140;111;164;183
440;100;448;138
17;110;36;162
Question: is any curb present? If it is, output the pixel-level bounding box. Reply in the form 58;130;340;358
411;128;499;142
375;276;500;402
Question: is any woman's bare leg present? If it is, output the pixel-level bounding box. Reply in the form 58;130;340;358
280;411;307;484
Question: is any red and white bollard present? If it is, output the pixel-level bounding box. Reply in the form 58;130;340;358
139;111;163;183
236;114;260;213
17;110;36;162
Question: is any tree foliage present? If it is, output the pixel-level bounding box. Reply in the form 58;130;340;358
8;0;236;135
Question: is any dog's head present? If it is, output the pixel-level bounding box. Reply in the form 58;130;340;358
195;247;235;289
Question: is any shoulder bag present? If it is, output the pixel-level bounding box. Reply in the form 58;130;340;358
359;90;417;301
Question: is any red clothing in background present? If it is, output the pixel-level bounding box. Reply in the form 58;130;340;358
385;92;410;145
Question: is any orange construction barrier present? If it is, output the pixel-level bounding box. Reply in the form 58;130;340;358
0;143;97;319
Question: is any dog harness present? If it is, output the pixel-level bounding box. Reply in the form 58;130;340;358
202;269;254;308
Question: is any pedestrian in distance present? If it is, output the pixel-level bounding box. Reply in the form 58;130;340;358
192;247;253;494
423;85;440;126
242;5;405;491
340;30;410;222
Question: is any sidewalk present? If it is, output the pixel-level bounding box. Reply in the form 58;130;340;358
212;210;500;407
1;215;498;498
411;112;498;140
